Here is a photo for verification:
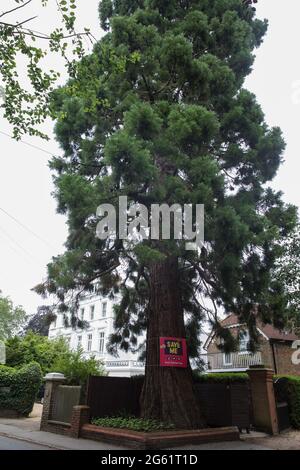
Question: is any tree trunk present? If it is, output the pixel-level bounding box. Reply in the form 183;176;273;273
140;256;205;429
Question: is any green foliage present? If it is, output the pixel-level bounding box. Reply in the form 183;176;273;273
5;332;105;387
193;372;249;383
274;226;300;329
5;332;70;375
0;0;92;138
275;376;300;429
0;362;42;416
0;292;26;341
51;347;106;388
37;0;297;357
91;416;175;432
24;306;55;337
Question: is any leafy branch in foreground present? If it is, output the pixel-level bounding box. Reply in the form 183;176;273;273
0;0;95;139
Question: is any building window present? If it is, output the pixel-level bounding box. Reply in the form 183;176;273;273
77;335;82;349
102;302;107;318
80;308;84;321
90;305;95;320
239;331;250;352
99;331;105;354
53;317;57;329
223;352;232;366
87;334;93;352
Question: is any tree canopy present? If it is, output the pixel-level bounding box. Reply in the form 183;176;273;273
38;0;297;347
24;305;55;336
274;226;300;329
0;292;26;340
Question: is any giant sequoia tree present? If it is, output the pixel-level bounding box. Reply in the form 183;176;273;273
37;0;297;428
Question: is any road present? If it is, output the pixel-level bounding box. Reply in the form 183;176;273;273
0;436;51;450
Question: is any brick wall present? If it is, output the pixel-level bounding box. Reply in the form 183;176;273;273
259;337;275;369
207;339;220;355
272;342;300;376
70;406;90;438
40;378;90;438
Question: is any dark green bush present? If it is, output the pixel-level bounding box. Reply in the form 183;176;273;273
193;372;249;384
0;362;42;416
91;416;175;432
130;372;249;385
274;375;300;429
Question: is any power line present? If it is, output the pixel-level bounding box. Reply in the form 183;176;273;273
0;131;59;250
0;223;39;265
0;130;56;157
0;206;54;250
0;130;102;168
0;230;25;260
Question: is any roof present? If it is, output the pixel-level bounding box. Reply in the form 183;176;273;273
204;313;299;350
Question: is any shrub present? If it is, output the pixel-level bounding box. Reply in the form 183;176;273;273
192;372;249;383
0;362;42;416
5;332;70;375
91;416;175;433
51;348;105;389
275;375;300;429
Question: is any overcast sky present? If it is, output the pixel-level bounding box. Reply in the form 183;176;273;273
0;0;299;314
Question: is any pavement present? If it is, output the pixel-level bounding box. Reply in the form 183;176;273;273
0;436;50;450
0;404;126;450
0;404;297;450
239;429;300;451
0;420;272;450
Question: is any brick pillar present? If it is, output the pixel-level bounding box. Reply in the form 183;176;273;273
40;373;66;431
247;367;279;435
70;405;90;438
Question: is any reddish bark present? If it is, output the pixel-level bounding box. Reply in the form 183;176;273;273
140;256;205;429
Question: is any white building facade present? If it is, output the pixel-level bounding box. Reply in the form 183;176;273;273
48;291;145;377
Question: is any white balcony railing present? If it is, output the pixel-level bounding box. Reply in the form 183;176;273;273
204;351;262;371
105;360;145;370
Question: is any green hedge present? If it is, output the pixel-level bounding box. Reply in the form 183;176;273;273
193;372;249;384
275;375;300;429
0;362;42;416
92;417;175;432
130;372;249;385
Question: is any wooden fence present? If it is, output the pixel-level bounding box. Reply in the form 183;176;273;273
86;376;251;431
86;376;143;418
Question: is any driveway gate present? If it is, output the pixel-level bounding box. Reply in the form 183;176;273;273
51;385;81;424
273;377;290;432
